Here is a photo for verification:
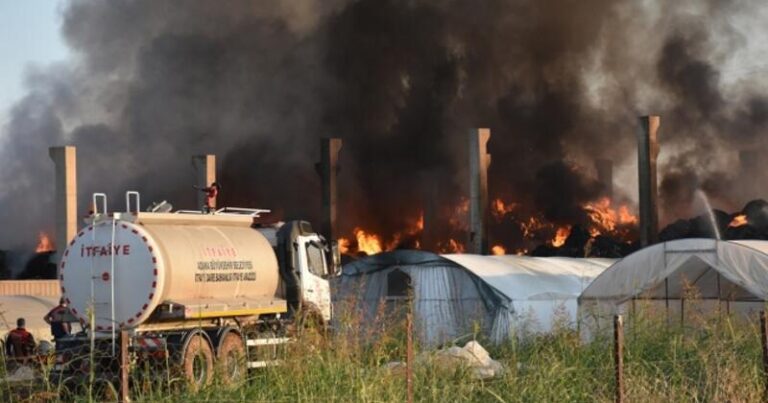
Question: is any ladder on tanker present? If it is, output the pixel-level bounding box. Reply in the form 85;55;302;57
87;192;141;355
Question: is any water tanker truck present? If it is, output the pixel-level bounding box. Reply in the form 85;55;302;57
52;192;340;388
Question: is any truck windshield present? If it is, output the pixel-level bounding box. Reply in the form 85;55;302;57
305;243;327;277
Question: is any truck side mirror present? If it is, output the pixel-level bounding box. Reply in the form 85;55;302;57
330;240;342;276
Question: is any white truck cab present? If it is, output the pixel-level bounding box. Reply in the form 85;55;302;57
295;234;335;322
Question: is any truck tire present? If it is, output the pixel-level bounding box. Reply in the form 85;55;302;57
182;334;213;390
216;332;246;385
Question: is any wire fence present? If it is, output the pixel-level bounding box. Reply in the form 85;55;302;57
0;305;766;401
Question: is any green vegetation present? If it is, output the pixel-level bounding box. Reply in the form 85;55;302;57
1;307;764;402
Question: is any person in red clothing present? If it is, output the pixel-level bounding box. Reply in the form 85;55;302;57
44;297;71;340
5;318;35;362
194;182;221;213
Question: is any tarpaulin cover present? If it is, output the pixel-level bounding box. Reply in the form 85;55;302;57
335;251;613;345
578;239;768;339
444;254;613;337
580;239;768;303
337;250;511;346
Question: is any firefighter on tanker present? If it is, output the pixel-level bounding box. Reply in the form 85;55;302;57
194;182;220;213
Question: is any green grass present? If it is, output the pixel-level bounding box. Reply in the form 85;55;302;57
1;306;765;402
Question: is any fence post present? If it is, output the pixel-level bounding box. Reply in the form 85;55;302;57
120;330;130;402
614;314;624;403
406;296;414;403
761;311;768;402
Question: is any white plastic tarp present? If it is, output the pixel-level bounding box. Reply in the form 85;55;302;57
335;251;510;347
580;239;768;304
444;254;614;333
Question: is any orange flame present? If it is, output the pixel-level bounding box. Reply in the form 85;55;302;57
36;232;55;253
353;228;383;255
582;197;638;239
439;239;465;253
338;238;351;255
729;214;747;228
491;245;506;255
340;212;426;256
491;198;517;220
551;226;571;247
520;216;545;239
618;206;638;225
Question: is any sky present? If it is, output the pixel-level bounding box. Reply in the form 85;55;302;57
0;1;68;124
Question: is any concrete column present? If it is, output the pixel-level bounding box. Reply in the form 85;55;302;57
49;146;77;264
637;116;660;247
318;138;342;241
469;128;491;254
420;171;439;251
192;155;216;209
595;158;613;199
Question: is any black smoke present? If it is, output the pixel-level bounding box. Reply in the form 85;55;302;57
1;0;768;265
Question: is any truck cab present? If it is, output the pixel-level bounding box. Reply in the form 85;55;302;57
272;220;340;325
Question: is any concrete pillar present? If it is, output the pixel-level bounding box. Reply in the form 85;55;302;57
595;158;613;199
420;171;439;251
469;128;491;255
192;155;216;210
318;138;342;241
637;116;660;247
49;146;77;264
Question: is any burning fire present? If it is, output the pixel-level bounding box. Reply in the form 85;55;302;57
36;232;55;253
338;238;351;255
520;216;545;239
551;226;571;247
339;213;425;256
352;228;383;255
729;214;747;228
491;198;518;219
583;197;638;236
439;239;465;253
338;195;639;257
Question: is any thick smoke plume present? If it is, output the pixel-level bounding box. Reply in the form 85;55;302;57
1;0;768;265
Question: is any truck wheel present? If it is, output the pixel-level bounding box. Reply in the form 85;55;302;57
182;334;213;390
217;332;246;385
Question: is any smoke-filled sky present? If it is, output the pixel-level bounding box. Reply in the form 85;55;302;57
2;0;768;259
